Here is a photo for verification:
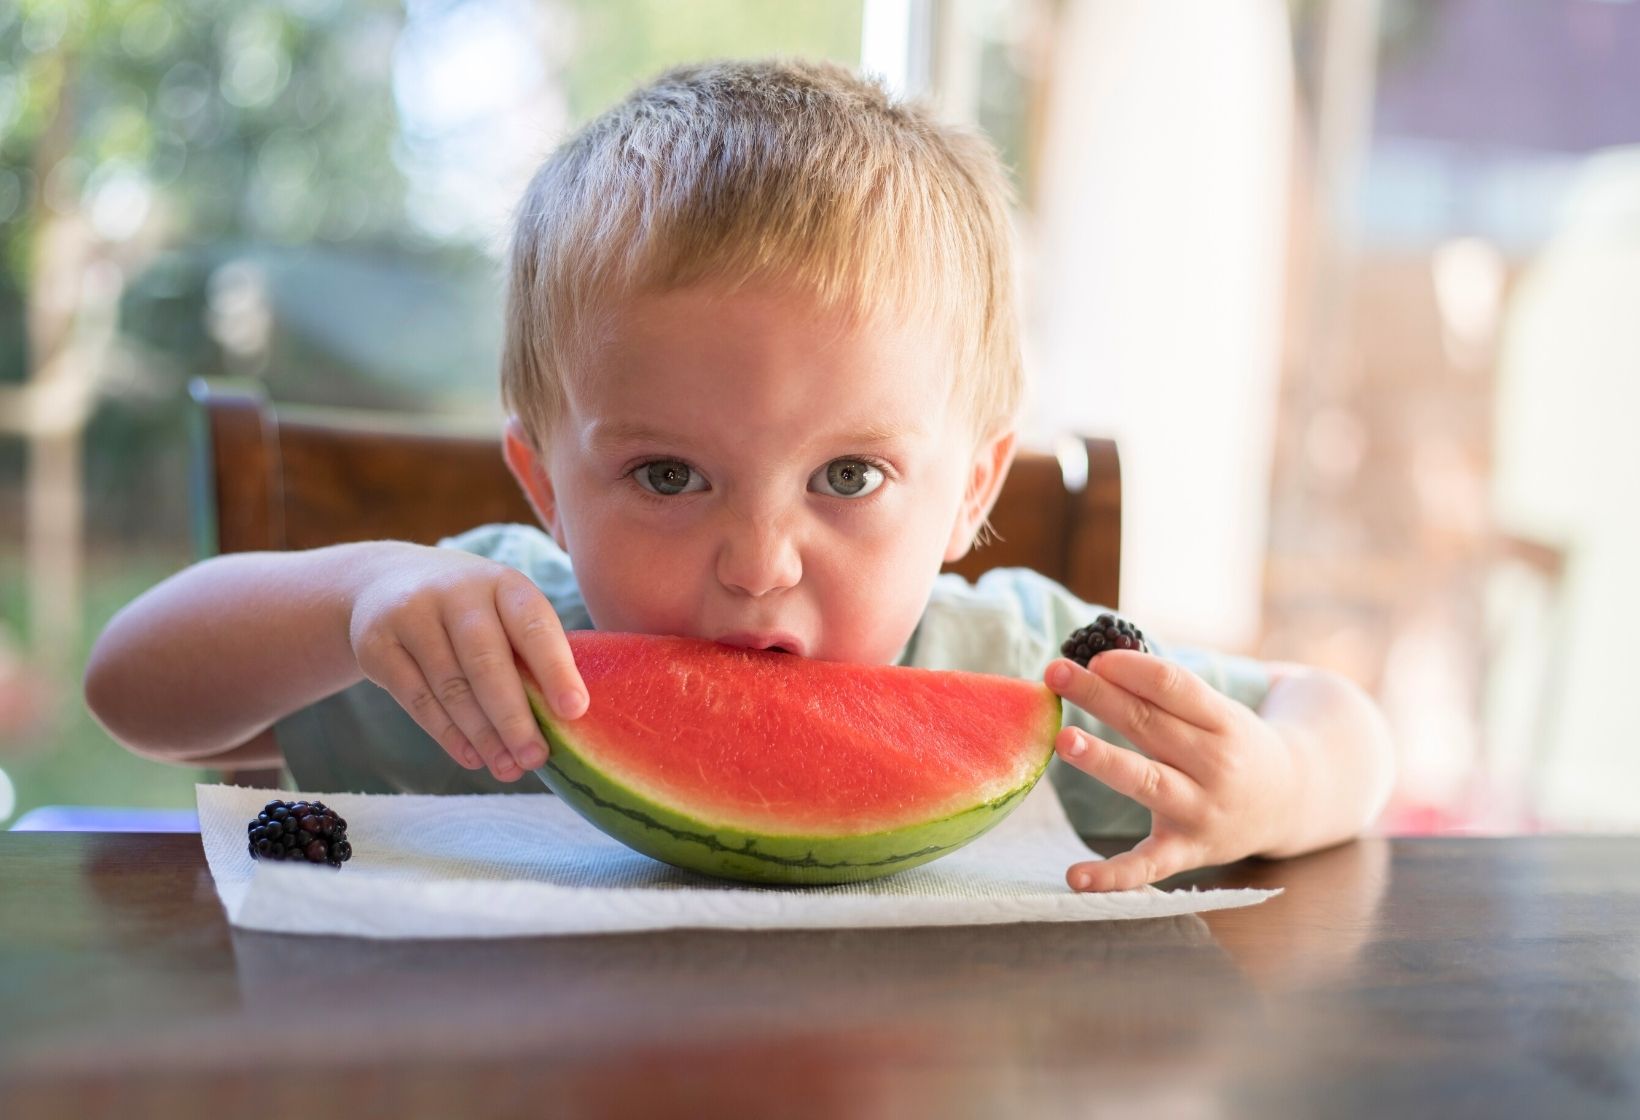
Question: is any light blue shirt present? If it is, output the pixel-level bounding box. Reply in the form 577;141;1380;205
276;524;1271;839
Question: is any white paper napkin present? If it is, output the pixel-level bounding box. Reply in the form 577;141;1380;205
197;781;1279;938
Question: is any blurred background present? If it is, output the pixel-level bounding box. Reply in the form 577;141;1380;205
2;0;1637;834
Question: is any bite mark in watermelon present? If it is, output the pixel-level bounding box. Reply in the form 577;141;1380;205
525;632;1062;885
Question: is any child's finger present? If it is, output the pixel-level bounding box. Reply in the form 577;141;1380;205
404;622;521;782
446;607;550;773
495;576;587;721
1054;725;1199;817
370;641;485;771
1088;650;1228;733
1067;834;1194;893
1046;659;1198;766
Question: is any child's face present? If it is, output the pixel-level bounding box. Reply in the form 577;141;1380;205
505;283;1013;664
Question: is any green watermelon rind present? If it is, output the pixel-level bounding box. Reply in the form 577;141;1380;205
525;687;1061;887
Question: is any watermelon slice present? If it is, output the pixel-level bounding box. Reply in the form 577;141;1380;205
524;632;1062;885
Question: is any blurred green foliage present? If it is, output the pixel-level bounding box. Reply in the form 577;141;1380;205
559;0;860;119
0;0;413;287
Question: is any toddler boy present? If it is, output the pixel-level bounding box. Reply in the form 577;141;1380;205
86;59;1395;891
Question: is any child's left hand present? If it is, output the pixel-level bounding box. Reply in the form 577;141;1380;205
1045;651;1299;892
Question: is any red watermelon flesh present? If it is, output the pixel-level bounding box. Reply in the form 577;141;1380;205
524;632;1062;885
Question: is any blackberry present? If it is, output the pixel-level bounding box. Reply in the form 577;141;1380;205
1061;613;1150;667
245;799;352;868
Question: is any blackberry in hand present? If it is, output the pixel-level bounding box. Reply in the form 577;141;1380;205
1061;613;1150;667
245;799;352;868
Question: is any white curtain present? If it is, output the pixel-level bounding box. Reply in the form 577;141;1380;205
1026;0;1293;649
1491;147;1640;829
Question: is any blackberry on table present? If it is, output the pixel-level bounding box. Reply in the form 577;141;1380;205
245;799;352;868
1061;613;1150;667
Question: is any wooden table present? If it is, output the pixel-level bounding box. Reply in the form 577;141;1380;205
3;832;1637;1118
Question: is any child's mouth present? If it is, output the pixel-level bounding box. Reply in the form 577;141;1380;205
714;632;806;657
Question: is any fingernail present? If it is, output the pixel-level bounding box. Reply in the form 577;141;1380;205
555;689;586;719
1046;663;1070;688
1073;872;1092;891
1062;732;1086;758
462;747;482;768
517;745;547;770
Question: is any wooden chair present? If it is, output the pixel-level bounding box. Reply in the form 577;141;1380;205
188;378;1122;783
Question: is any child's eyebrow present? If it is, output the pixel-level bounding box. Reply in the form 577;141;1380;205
587;420;918;449
586;420;685;448
820;422;919;447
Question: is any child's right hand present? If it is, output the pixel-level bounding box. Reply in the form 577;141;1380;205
346;544;588;782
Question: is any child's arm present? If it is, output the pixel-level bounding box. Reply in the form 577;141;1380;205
84;542;588;782
1241;662;1398;858
1044;651;1396;892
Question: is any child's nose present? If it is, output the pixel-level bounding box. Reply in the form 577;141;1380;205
715;516;802;598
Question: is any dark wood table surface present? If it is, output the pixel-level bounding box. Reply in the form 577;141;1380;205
2;831;1637;1119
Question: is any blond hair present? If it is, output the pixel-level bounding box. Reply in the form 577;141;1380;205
501;58;1022;447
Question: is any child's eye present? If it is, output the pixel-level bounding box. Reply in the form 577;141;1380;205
809;457;885;499
633;460;707;496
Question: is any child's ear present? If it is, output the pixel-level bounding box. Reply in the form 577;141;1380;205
502;417;566;547
944;428;1018;564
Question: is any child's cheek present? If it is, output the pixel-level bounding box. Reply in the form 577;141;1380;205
571;518;700;634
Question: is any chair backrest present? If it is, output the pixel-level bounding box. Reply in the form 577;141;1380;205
189;378;1122;605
